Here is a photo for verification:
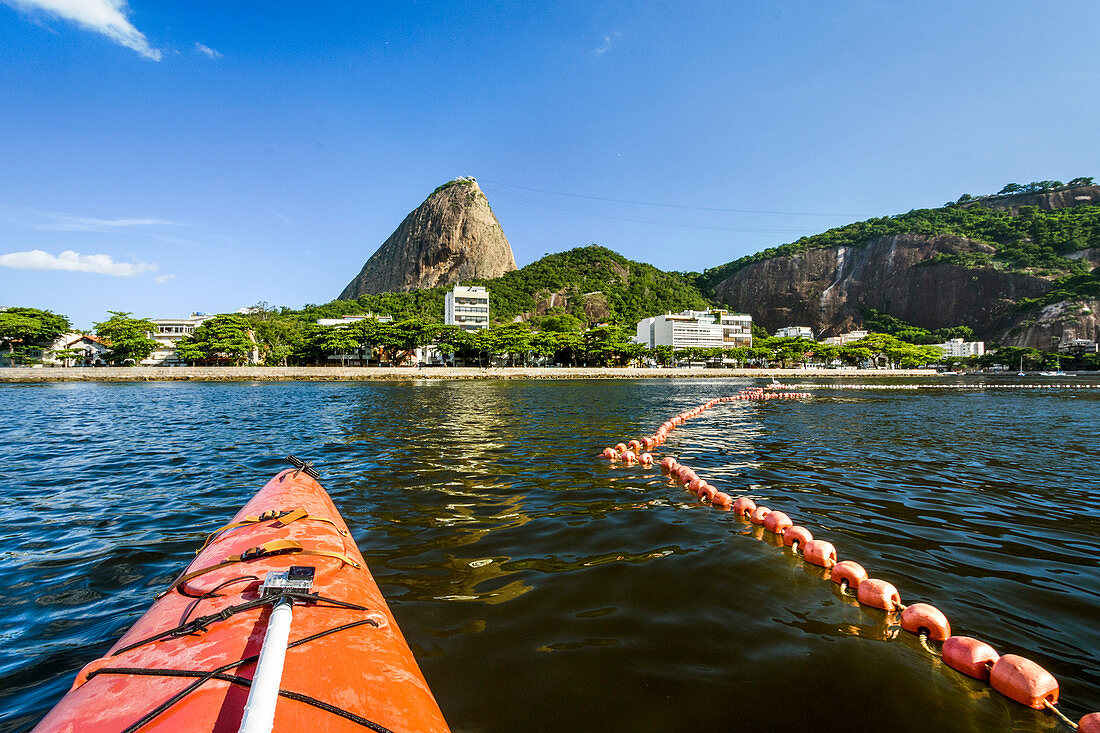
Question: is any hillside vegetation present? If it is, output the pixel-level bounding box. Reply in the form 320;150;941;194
318;245;715;326
698;201;1100;292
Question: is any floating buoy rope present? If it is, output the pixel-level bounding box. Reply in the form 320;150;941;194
598;384;1097;730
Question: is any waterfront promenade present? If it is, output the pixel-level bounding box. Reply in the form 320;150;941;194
0;366;939;382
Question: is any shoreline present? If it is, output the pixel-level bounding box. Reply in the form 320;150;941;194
1;365;946;382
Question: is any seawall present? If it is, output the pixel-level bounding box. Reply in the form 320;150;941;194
0;366;939;382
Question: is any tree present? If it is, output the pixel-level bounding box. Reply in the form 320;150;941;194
299;325;360;366
584;325;635;366
50;347;86;367
175;315;255;365
998;183;1023;195
530;331;559;363
1068;177;1094;187
651;344;674;366
250;317;302;366
550;331;583;366
485;323;532;366
94;312;158;365
0;308;72;363
374;319;441;365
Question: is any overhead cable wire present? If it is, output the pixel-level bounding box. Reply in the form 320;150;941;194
479;179;865;218
480;187;822;235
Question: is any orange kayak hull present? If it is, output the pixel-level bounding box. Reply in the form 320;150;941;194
34;469;450;733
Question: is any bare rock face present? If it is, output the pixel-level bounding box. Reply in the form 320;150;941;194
339;178;516;298
1000;299;1100;349
961;184;1100;212
714;234;1053;343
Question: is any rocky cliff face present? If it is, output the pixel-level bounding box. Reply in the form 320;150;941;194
712;186;1100;349
714;234;1053;341
339;178;516;298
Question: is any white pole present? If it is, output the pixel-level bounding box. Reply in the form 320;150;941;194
237;599;293;733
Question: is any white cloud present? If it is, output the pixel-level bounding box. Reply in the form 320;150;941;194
194;42;222;59
154;273;174;284
0;249;158;276
3;0;161;60
33;214;183;231
595;31;620;55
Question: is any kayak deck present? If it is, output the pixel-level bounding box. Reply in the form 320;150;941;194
34;467;450;733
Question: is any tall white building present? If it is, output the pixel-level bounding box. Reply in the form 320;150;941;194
635;309;753;349
445;285;490;332
938;338;985;358
774;326;814;339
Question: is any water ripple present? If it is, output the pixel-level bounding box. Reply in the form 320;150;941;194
0;379;1097;732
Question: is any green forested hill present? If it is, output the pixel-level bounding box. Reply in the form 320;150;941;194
697;201;1100;292
309;245;714;326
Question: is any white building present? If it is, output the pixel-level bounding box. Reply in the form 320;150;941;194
938;338;985;358
445;285;490;332
142;313;216;365
317;314;396;365
774;326;814;339
635;309;753;350
1059;337;1098;355
45;333;110;366
821;330;869;346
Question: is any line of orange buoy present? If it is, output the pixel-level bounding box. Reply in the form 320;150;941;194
598;386;1098;731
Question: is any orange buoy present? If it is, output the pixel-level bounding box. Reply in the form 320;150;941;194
990;655;1059;709
614;443;627;454
601;447;617;459
712;492;733;507
1078;713;1100;733
900;603;951;641
830;560;868;590
763;511;792;534
621;451;637;465
749;506;771;525
639;453;654;466
782;525;812;550
627;440;642;453
802;540;837;568
732;497;756;518
942;636;999;681
856;578;901;611
688;478;707;493
699;485;718;502
660;457;677;474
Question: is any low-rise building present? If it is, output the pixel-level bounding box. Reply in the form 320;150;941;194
635;309;753;350
821;330;869;346
938;338;985;358
445;285;490;332
45;333;110;366
316;314;396;365
142;313;216;365
1059;337;1098;355
774;326;814;339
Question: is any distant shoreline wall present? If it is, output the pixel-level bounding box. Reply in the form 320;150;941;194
1;366;939;382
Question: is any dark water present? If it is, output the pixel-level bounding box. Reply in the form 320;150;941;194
1;379;1098;732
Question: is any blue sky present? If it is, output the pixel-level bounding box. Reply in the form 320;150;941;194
1;1;1097;328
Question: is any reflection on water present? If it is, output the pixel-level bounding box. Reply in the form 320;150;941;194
0;378;1098;732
